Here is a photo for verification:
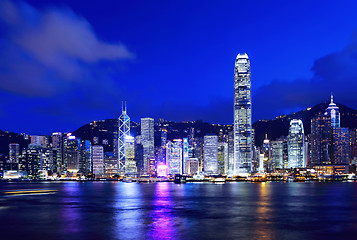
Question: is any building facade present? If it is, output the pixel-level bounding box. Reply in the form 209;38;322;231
204;135;218;175
288;119;305;168
141;118;154;175
118;103;130;174
234;53;252;174
166;140;183;175
92;145;104;176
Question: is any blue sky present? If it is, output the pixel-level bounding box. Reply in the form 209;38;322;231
1;0;357;134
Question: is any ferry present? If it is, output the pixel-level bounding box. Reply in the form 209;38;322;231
211;177;226;183
174;174;186;184
293;176;307;182
249;176;267;182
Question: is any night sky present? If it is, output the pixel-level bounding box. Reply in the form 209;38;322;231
1;0;357;134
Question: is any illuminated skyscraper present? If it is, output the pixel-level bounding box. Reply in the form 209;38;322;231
92;145;104;176
125;136;137;175
19;145;41;176
325;94;340;128
141;118;154;175
218;142;228;175
183;138;189;173
227;130;234;175
64;135;80;173
262;137;271;171
333;127;350;165
30;135;49;148
288;119;305;168
185;158;199;175
158;129;167;164
166;139;183;175
118;102;130;174
51;132;63;172
234;53;252;174
311;114;332;166
204;135;218;175
271;140;283;169
9;143;20;164
80;140;92;175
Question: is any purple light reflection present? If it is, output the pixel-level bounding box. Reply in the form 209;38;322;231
148;182;178;240
60;182;82;234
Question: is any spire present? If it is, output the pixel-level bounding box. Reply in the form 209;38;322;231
331;92;333;103
121;101;127;113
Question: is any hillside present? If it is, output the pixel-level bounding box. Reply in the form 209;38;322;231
252;102;357;146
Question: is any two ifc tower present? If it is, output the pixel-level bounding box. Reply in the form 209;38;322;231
118;54;253;175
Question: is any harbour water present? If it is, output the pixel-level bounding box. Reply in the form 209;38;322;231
0;181;357;240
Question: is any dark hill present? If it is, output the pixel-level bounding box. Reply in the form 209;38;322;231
0;130;30;158
253;102;357;146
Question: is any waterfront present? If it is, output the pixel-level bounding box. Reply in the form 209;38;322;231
0;182;357;240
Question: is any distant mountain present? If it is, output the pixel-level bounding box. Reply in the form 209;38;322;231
73;119;232;152
0;130;30;158
1;102;357;157
252;102;357;146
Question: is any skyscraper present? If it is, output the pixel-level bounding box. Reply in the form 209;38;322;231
182;138;189;173
310;114;332;166
227;130;234;175
141;118;154;175
234;53;252;175
118;102;130;174
19;145;41;176
271;140;283;169
325;94;340;128
30;135;49;148
204;135;218;175
125;136;137;175
217;142;228;175
64;135;80;173
333;127;350;165
92;145;104;176
9;143;20;164
166;139;183;175
51;132;63;173
288;119;305;168
80;140;92;175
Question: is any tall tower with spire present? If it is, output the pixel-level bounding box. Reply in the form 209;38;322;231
233;53;253;175
118;102;130;174
325;93;340;128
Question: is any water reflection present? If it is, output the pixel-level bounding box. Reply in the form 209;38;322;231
254;182;275;239
148;182;178;240
61;182;82;235
113;183;145;240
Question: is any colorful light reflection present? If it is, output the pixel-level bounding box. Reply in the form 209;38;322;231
148;182;178;239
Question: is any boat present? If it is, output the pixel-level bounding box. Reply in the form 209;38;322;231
293;176;307;182
174;174;186;184
211;177;226;183
249;176;267;182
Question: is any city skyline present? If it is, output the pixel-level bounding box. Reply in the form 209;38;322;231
2;2;357;239
1;1;357;134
